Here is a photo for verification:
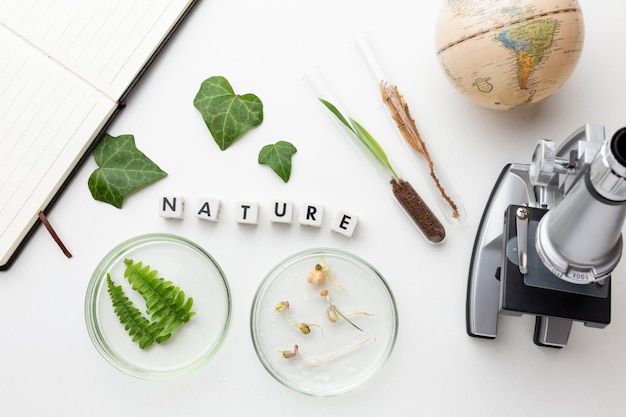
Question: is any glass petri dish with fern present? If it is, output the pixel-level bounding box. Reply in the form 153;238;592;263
85;233;231;380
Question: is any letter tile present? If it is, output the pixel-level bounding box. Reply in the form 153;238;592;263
269;200;293;224
235;201;259;224
195;197;221;222
299;203;324;227
331;210;359;237
159;196;184;219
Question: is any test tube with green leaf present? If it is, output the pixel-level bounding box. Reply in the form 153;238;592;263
303;67;445;244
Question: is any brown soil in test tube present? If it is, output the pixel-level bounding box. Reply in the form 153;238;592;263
381;82;460;219
391;178;445;244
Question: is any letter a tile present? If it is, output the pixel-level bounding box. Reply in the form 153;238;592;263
195;197;221;222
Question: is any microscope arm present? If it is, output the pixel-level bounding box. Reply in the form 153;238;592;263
466;163;534;338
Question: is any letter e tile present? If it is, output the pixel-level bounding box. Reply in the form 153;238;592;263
331;210;359;237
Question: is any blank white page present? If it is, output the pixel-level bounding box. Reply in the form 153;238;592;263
0;23;115;266
0;0;192;99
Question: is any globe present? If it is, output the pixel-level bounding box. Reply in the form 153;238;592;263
435;0;584;110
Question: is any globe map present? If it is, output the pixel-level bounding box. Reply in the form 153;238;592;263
435;0;584;110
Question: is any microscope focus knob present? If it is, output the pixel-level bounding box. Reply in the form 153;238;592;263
530;139;556;186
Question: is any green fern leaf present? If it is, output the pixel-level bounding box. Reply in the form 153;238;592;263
106;274;167;349
123;259;196;335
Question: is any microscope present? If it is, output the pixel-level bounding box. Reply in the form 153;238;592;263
467;124;626;348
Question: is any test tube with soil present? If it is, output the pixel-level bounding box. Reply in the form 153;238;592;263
303;67;446;244
354;32;465;225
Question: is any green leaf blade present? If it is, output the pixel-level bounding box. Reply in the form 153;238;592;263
318;98;397;179
349;118;396;177
258;141;297;182
88;134;167;208
318;98;354;133
193;76;263;150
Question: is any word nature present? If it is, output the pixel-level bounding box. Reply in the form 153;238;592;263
158;196;359;238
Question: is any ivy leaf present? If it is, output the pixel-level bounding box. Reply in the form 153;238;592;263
88;134;167;208
193;76;263;150
258;141;297;182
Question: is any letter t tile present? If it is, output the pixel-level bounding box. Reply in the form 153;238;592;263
235;201;259;225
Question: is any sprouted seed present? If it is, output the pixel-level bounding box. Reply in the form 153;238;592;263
275;301;323;336
278;346;299;359
327;305;373;323
278;339;373;365
307;257;345;293
307;264;325;286
320;290;370;332
327;306;339;323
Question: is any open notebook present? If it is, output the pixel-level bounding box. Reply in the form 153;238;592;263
0;0;200;270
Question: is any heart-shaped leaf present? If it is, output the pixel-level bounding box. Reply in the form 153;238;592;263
258;141;297;182
88;134;167;208
193;76;263;150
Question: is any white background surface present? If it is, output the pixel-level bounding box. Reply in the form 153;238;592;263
2;0;626;415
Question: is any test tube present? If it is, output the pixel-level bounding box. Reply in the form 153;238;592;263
354;32;466;225
303;66;446;244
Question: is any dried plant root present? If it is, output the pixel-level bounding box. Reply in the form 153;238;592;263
380;81;460;219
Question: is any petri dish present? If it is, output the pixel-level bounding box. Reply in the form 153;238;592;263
85;233;231;380
250;248;398;396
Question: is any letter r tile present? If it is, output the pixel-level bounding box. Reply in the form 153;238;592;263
299;203;324;227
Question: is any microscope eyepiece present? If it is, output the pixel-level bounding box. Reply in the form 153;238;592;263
610;128;626;167
590;127;626;202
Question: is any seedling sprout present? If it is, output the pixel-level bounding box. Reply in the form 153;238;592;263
320;289;372;332
275;301;323;336
307;256;344;292
278;339;373;365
